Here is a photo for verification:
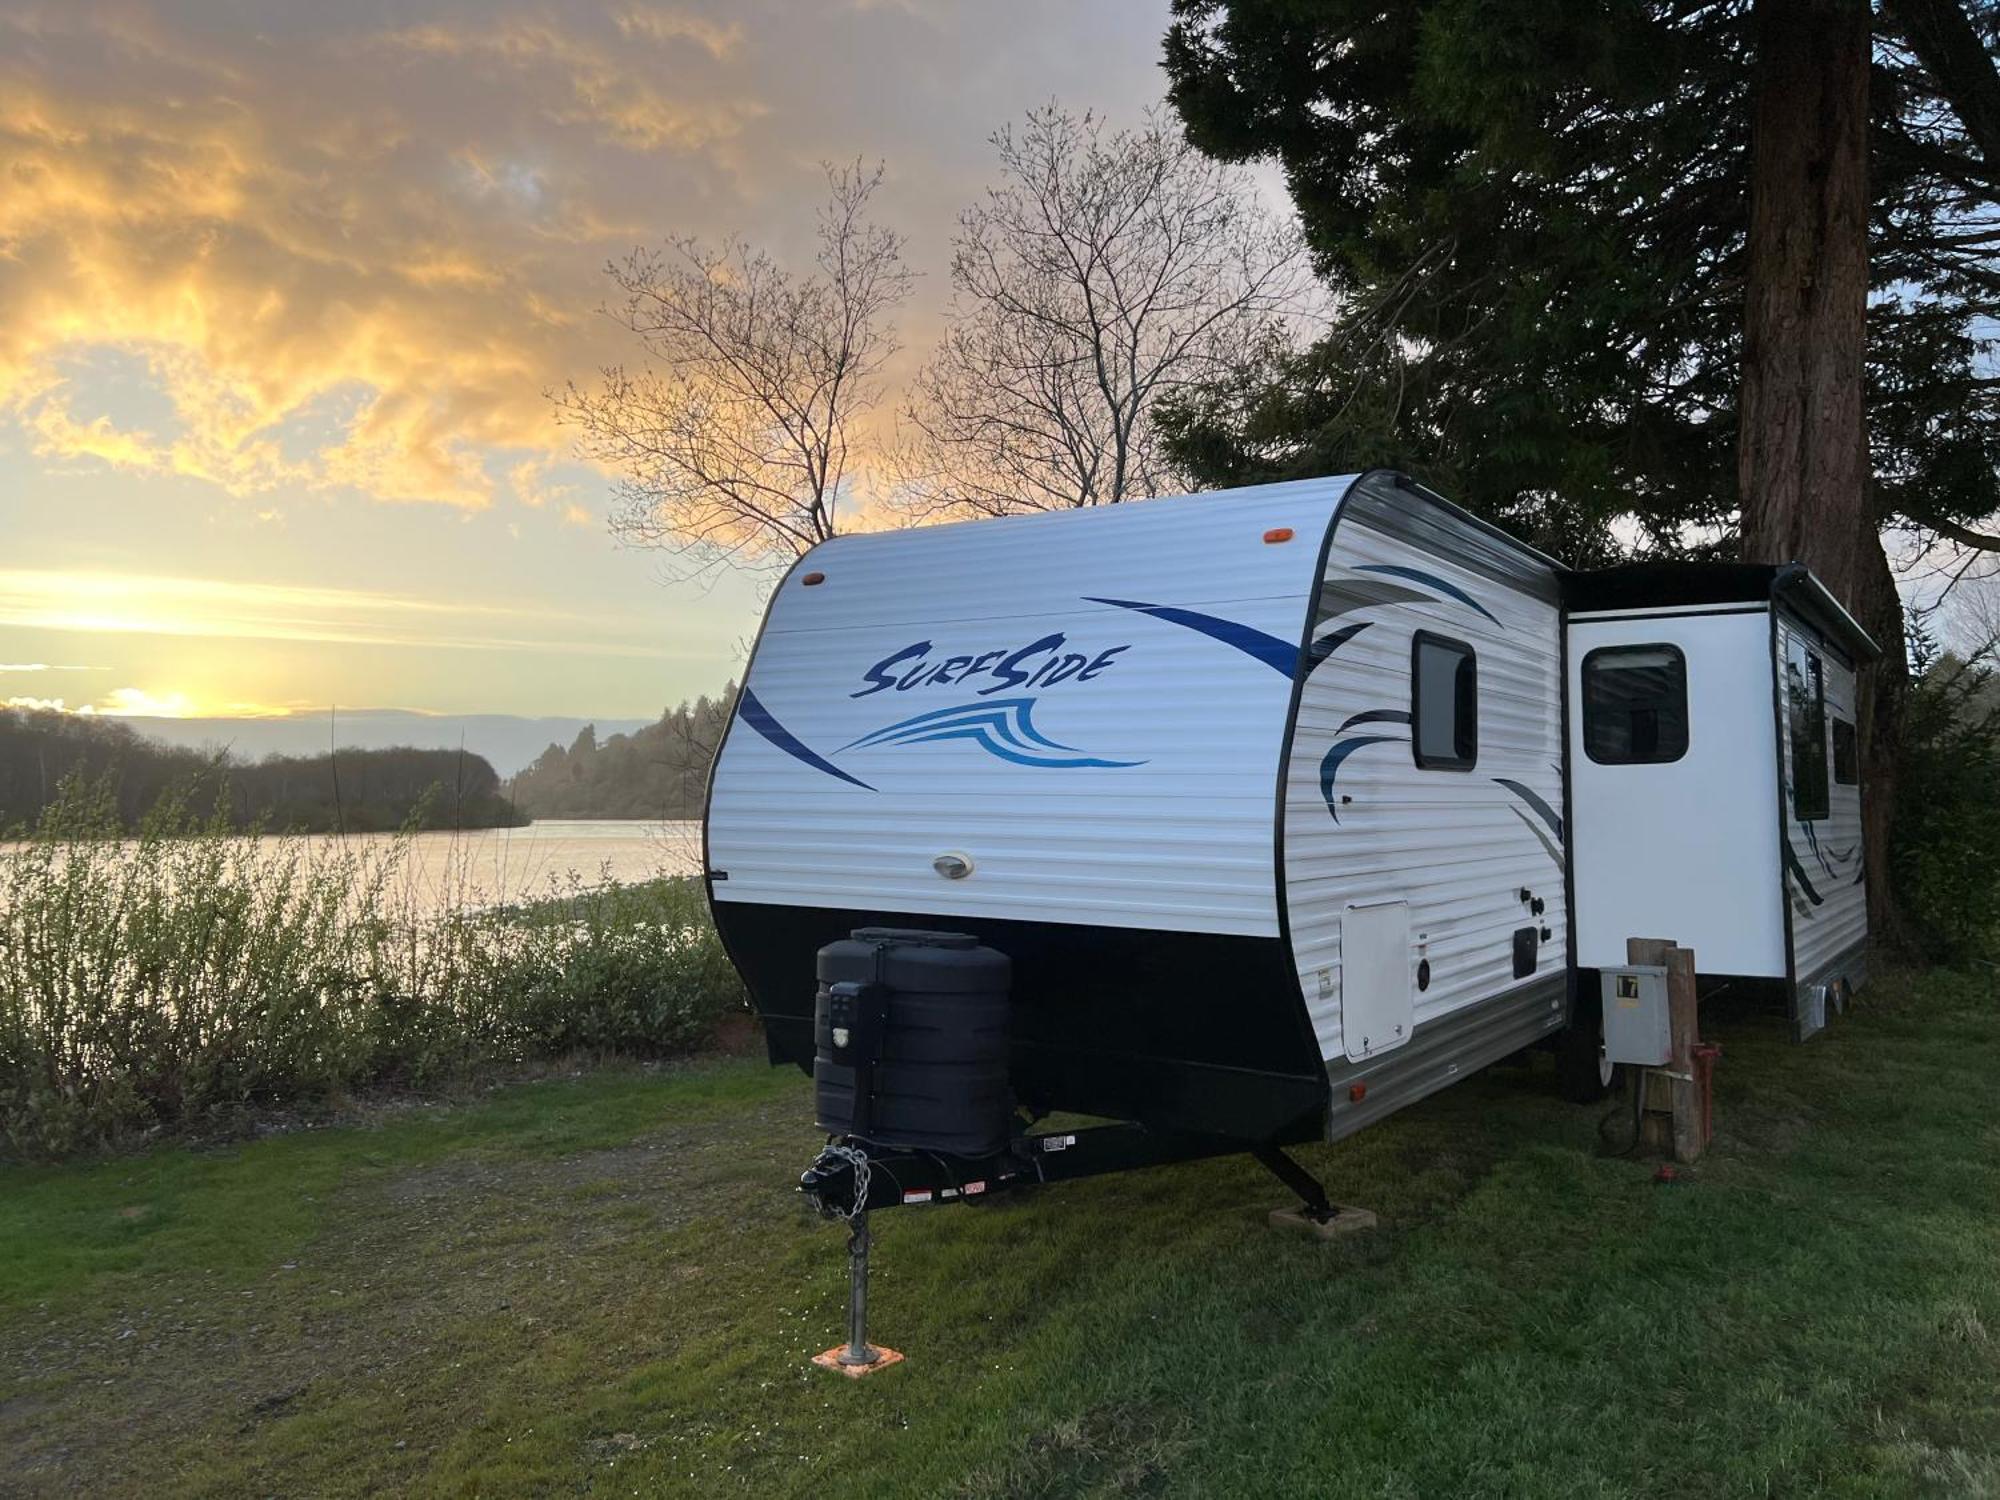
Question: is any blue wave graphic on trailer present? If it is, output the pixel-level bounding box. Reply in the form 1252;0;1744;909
840;698;1144;768
743;591;1289;783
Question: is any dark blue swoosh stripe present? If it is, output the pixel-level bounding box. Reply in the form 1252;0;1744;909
1783;838;1825;906
1337;708;1411;735
1085;597;1298;677
1319;734;1400;822
1353;564;1500;626
1308;620;1371;668
1510;807;1567;872
1493;777;1563;842
738;687;874;790
1314;579;1438;625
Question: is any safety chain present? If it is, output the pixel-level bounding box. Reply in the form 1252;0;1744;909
814;1142;871;1221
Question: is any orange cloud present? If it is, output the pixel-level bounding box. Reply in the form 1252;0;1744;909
379;15;762;152
0;2;767;511
612;6;745;55
509;454;578;509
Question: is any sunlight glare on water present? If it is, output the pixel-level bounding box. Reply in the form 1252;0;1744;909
0;819;706;919
322;819;705;915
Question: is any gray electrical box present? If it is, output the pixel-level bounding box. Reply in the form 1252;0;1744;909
1600;965;1671;1067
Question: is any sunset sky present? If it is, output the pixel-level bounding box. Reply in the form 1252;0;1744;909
1;0;1185;722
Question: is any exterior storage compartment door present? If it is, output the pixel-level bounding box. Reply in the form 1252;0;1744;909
1341;900;1412;1062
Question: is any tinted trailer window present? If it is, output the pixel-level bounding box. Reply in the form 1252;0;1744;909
1581;644;1689;765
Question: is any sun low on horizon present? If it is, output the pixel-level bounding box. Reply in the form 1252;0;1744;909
1;0;1176;727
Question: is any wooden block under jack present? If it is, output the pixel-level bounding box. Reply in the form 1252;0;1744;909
811;1344;904;1378
1268;1205;1378;1239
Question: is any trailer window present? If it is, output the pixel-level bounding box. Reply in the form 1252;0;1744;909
1788;644;1829;821
1581;644;1688;765
1832;717;1859;786
1411;631;1477;770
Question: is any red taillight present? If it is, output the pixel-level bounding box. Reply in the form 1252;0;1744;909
1349;1082;1367;1103
801;571;826;586
1263;527;1294;544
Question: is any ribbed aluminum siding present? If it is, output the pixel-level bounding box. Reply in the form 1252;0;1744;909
1281;497;1567;1063
1777;614;1868;989
708;477;1357;937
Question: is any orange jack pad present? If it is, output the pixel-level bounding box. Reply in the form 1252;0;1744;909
811;1345;905;1378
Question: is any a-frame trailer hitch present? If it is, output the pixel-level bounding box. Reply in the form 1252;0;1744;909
798;1119;1352;1372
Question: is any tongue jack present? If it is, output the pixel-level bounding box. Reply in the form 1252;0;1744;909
810;1209;902;1377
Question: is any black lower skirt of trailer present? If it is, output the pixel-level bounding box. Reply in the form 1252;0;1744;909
716;900;1332;1142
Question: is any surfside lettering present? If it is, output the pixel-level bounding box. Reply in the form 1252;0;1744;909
851;634;1130;698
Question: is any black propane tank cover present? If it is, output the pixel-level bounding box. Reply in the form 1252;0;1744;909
813;928;1013;1158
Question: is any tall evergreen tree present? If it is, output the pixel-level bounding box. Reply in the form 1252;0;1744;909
1163;0;2000;928
509;686;737;821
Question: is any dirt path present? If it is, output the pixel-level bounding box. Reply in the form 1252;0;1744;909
1;1080;809;1497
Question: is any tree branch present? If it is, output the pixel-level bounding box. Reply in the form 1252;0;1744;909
1887;0;2000;167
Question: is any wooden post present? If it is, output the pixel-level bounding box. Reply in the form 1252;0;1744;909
1626;937;1703;1163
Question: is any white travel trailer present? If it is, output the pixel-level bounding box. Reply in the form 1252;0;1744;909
703;471;1876;1226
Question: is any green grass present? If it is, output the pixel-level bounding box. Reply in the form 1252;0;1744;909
4;967;1998;1497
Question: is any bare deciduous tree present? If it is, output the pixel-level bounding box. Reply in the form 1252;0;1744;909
557;164;913;573
896;105;1312;519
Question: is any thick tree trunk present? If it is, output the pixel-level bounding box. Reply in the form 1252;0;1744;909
1738;0;1870;580
1736;0;1902;937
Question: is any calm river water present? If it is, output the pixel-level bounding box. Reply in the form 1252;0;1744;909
1;819;706;919
330;818;705;914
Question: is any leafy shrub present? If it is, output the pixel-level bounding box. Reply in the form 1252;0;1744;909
1891;620;2000;961
0;776;745;1157
496;879;745;1058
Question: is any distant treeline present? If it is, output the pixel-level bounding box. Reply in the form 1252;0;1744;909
0;708;526;834
509;685;736;820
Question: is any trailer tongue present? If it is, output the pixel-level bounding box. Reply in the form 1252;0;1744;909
799;1114;1331;1217
796;927;1342;1372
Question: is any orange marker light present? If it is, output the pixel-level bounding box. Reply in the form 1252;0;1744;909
1263;527;1294;544
801;571;826;586
1349;1082;1368;1103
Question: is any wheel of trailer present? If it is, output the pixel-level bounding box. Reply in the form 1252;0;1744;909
1556;1017;1617;1104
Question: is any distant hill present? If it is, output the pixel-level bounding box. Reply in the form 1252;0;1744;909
509;685;736;820
123;710;651;779
0;708;526;834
